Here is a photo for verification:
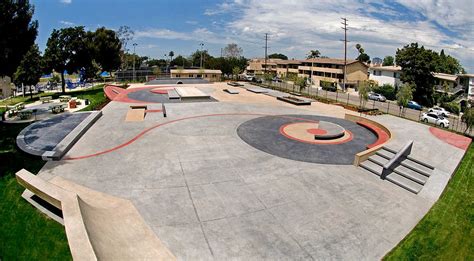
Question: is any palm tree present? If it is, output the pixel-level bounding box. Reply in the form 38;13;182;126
168;51;174;62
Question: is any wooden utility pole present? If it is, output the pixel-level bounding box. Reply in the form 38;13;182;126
340;18;349;91
264;33;268;75
199;42;204;68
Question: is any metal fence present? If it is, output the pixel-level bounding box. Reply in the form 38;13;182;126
259;80;473;137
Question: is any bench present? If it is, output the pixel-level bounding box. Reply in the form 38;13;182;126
49;103;67;114
16;169;176;260
40;96;52;103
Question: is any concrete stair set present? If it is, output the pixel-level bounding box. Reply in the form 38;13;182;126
359;146;434;194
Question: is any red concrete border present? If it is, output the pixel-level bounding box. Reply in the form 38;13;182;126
429;127;471;150
279;123;353;145
356;121;390;149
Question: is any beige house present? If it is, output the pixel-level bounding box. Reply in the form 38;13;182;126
170;69;222;82
0;76;13;99
298;58;369;88
275;60;302;79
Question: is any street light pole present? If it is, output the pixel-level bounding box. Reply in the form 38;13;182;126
199;43;204;68
132;43;138;82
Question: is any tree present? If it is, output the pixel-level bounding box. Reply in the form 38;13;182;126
355;44;370;63
461;107;474;134
44;26;89;93
396;43;436;107
168;51;174;62
295;76;307;92
232;66;241;80
116;26;134;69
190;50;212;68
268;53;288;60
358;80;372;110
170;55;190;68
382;56;394;66
88;27;122;73
13;44;42;98
307;50;321;59
433;49;464;74
396;83;414;116
0;0;38;77
223;43;243;58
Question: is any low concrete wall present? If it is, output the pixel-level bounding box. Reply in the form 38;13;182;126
344;114;393;166
16;169;176;261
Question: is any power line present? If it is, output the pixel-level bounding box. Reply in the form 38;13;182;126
340;17;350;91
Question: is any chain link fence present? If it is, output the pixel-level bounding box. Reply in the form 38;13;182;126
257;80;473;137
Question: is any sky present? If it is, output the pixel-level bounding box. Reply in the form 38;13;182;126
31;0;474;72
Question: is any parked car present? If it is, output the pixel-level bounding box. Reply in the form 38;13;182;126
368;92;386;102
421;112;450;128
407;101;422;110
428;106;450;117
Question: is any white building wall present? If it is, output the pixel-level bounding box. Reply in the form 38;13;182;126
369;70;401;87
468;77;474;101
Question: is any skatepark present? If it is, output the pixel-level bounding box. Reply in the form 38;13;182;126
15;81;471;260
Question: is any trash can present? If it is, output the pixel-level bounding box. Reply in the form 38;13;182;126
69;100;77;109
85;99;90;105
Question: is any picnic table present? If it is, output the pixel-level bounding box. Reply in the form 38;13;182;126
49;103;67;114
59;95;72;102
6;102;25;117
40;96;52;103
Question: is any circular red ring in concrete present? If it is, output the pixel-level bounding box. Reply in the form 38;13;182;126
150;89;168;94
280;122;353;145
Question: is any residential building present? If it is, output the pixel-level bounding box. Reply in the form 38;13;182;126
433;73;462;95
0;76;13;99
457;74;474;101
170;69;222;82
298;58;369;88
245;58;280;75
368;65;402;87
275;60;302;79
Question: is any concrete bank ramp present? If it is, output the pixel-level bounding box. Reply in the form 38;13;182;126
16;169;176;261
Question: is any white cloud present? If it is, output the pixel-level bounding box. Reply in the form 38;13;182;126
135;27;228;45
208;0;473;71
59;20;75;26
185;20;198;25
60;0;72;4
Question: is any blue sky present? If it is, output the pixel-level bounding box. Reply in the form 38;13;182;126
31;0;473;72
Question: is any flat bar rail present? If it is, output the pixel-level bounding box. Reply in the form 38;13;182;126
381;140;413;179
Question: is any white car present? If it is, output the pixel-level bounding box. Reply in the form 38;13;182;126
428;107;450;117
368;92;386;102
421;112;450;128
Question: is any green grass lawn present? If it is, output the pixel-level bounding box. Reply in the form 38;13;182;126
384;143;474;260
0;86;107;260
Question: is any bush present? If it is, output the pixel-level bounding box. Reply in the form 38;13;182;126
372;84;396;100
440;101;460;115
320;81;336;92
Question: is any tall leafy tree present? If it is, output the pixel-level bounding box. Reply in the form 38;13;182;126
13;44;43;98
396;43;437;106
433;49;464;74
88;27;122;73
44;26;89;93
382;56;394;66
0;0;38;77
396;83;414;116
307;50;321;59
268;53;288;60
170;55;190;68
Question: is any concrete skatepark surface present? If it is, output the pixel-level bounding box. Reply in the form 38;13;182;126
31;82;467;260
16;112;91;155
237;115;376;164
